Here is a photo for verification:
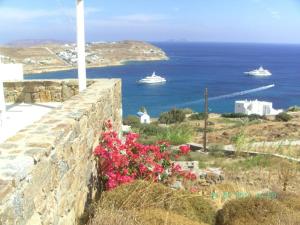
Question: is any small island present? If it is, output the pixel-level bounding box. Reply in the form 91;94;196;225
0;40;168;75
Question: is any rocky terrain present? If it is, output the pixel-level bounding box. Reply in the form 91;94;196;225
0;41;168;74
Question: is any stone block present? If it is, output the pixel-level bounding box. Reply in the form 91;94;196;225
51;92;62;102
24;93;32;103
62;85;75;101
39;90;52;102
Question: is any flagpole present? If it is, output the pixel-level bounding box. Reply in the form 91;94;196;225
0;57;6;114
76;0;87;92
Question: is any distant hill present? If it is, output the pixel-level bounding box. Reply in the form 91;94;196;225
0;40;168;74
6;39;71;47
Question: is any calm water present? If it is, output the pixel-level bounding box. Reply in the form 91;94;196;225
27;42;300;117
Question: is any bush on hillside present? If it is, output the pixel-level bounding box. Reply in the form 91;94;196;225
159;109;186;124
221;113;248;118
247;114;266;121
123;115;140;127
221;113;265;121
138;123;164;136
100;181;216;225
181;108;194;115
275;112;292;122
190;112;207;121
216;197;297;225
157;124;193;145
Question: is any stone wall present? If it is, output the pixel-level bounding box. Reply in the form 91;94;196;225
4;80;95;103
0;79;122;225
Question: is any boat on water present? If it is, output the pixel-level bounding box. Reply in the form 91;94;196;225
138;72;166;84
244;66;272;76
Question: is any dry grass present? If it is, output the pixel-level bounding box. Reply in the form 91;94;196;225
246;144;300;159
87;209;140;225
200;182;263;209
136;208;209;225
87;208;209;225
216;197;300;225
87;180;216;225
99;180;216;225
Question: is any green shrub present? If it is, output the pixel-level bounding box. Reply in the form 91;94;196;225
221;113;265;121
190;112;207;121
157;124;193;145
216;197;293;225
275;112;292;122
159;109;186;124
181;108;194;115
221;113;248;118
123;115;140;127
247;114;266;121
137;136;161;145
100;181;216;225
138;124;164;136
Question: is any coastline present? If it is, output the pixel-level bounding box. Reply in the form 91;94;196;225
24;57;169;76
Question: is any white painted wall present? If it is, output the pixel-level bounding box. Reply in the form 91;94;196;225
235;100;283;116
140;113;151;124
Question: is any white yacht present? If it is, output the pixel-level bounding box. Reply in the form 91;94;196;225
138;72;166;84
244;66;272;76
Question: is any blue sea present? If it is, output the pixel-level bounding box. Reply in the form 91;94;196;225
26;42;300;117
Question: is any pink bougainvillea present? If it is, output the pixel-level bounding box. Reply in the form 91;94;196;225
93;120;195;190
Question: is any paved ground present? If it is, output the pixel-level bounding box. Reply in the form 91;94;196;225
0;102;61;143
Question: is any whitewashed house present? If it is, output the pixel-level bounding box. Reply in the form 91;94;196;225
235;99;283;116
137;111;151;124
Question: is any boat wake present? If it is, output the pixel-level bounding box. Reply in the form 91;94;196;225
175;84;275;107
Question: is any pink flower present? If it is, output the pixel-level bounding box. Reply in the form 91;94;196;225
94;120;195;191
179;145;190;155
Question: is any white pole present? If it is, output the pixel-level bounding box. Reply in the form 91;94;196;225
76;0;87;92
0;81;5;113
0;57;6;114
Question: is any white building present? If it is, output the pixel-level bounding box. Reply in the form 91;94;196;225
137;111;151;124
235;99;283;116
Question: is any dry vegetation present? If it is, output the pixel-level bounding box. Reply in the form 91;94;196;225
85;181;214;225
204;112;300;145
85;172;300;225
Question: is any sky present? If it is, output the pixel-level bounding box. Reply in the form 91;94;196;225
0;0;300;44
